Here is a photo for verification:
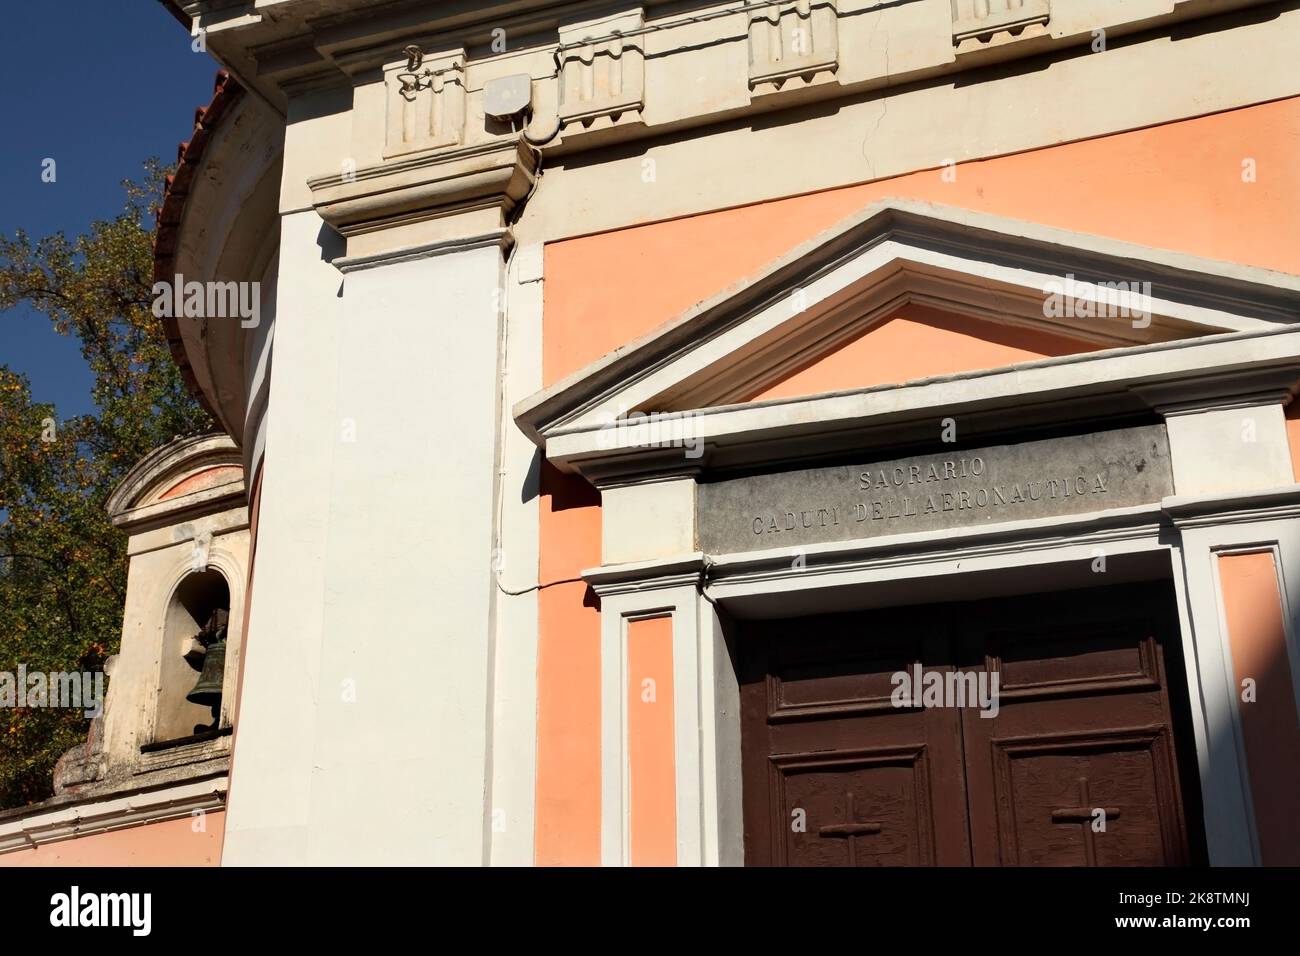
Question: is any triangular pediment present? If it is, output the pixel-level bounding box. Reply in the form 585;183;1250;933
515;199;1300;467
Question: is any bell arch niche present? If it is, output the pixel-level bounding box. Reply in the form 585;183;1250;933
153;569;231;745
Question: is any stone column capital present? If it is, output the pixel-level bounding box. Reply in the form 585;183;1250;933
307;137;537;259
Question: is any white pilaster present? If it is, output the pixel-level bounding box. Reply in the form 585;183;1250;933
301;235;506;865
222;207;343;865
488;242;545;865
1165;488;1300;865
592;564;710;866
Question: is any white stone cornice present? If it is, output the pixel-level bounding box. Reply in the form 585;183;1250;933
1162;486;1300;528
186;0;1286;143
583;553;705;596
1132;373;1298;417
541;327;1300;473
335;230;514;273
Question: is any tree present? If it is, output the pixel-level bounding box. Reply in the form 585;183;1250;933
0;161;215;807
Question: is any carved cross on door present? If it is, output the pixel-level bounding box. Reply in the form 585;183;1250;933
1051;776;1121;866
818;792;882;866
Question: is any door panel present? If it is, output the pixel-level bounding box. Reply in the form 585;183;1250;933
960;585;1193;866
768;744;938;866
984;727;1186;866
741;611;970;866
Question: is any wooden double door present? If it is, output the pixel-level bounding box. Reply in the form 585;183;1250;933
740;582;1205;866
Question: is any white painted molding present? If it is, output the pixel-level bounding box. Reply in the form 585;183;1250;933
0;776;227;855
334;229;513;273
598;584;706;867
1164;486;1300;527
1169;509;1300;865
542;327;1300;477
580;489;1300;597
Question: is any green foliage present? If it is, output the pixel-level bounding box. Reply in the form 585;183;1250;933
0;161;215;807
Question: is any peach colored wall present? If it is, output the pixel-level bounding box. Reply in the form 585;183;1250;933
749;302;1100;402
157;466;242;501
534;465;602;865
0;812;224;867
1217;552;1300;866
627;616;676;866
535;98;1300;861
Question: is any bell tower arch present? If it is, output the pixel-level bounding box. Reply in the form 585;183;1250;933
154;569;230;745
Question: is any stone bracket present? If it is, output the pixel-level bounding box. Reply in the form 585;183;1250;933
748;0;840;98
951;0;1051;53
558;9;646;133
384;46;466;158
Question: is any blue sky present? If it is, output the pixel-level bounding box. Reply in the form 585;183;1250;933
0;2;219;418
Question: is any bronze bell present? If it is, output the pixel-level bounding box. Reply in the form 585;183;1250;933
186;608;229;708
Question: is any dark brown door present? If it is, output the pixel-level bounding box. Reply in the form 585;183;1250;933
739;609;972;865
740;582;1203;866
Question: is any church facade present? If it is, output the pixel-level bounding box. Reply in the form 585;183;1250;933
2;0;1299;865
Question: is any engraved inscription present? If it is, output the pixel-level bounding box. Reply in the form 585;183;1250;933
698;424;1172;554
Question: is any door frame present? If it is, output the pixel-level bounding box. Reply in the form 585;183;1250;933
585;495;1291;865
